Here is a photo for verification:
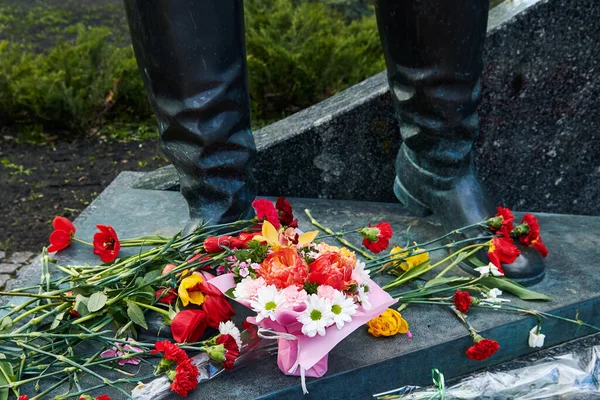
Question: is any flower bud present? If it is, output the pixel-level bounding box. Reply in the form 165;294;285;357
205;344;226;362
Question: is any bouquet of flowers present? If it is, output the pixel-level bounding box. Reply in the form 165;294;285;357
211;219;396;390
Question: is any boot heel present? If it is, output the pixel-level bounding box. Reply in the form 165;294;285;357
394;176;432;217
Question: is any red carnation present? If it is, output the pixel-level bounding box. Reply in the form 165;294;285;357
170;360;199;397
453;290;472;314
151;340;188;364
170;309;208;343
18;395;29;400
156;288;178;304
48;216;76;252
466;338;500;361
95;396;111;400
276;196;298;228
514;214;549;257
199;282;235;329
203;236;245;253
360;222;393;254
216;334;240;370
93;224;120;263
487;206;514;237
487;237;520;271
252;198;281;229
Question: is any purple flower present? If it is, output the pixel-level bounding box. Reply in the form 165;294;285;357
100;339;144;366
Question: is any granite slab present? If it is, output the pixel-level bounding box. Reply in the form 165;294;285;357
5;184;600;399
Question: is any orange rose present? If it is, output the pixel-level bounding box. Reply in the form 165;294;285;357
367;309;408;337
307;252;354;291
258;247;309;289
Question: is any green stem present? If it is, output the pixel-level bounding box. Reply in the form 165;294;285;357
72;237;93;246
127;299;171;318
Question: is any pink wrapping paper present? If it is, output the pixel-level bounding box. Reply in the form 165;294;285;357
211;274;397;375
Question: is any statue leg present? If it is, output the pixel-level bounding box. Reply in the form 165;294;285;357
124;0;256;226
375;0;545;284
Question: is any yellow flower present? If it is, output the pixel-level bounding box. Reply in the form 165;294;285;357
385;246;429;272
252;220;318;249
178;273;205;307
367;309;409;337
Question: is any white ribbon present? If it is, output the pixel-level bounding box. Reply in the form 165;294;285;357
257;328;309;394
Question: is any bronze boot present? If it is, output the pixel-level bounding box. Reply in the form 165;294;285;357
375;0;545;285
124;0;257;229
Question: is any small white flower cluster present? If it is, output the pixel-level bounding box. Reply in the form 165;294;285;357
474;262;504;277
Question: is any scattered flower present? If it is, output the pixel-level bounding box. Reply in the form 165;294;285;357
466;337;500;360
93;224;120;263
250;285;285;323
156;288;178;304
298;294;335;337
203;236;244;253
386;246;429;271
474;262;504;277
487;206;514;237
487;237;520;270
216;333;240;370
151;340;188;364
199;281;235;329
178;273;205;307
514;214;549;257
359;222;393;253
481;288;510;305
170;310;208;343
366;308;408;337
528;325;546;348
100;340;144;366
453;290;472;314
18;395;29;400
48;216;76;252
170;360;199;397
252;198;281;229
219;320;242;349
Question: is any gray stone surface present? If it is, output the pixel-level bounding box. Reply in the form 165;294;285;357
135;0;600;216
0;274;11;287
6;181;600;399
5;251;34;264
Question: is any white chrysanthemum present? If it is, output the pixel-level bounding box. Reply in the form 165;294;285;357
250;285;284;323
482;288;510;306
330;290;357;329
352;260;370;285
233;276;266;301
474;262;504;277
297;294;335;337
219;320;242;349
357;284;372;310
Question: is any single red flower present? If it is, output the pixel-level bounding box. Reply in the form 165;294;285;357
199;282;235;329
151;340;188;364
487;237;520;271
487;206;514;237
156;288;178;304
93;224;120;263
238;232;264;248
203;236;245;253
252;198;281;229
170;360;199;397
48;216;76;252
276;196;298;228
18;395;29;400
466;338;500;360
216;334;240;370
360;222;393;254
515;214;549;257
170;309;208;343
96;396;111;400
453;290;472;314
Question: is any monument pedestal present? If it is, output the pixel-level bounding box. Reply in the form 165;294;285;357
7;174;600;399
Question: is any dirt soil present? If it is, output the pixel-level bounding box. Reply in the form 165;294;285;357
0;133;168;253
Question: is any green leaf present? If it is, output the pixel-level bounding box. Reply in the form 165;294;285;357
143;269;162;283
224;287;236;299
127;302;148;330
133;287;155;303
50;312;65;330
467;254;487;267
424;276;471;288
0;353;14;400
0;317;12;334
87;292;108;312
74;294;90;317
480;277;553;301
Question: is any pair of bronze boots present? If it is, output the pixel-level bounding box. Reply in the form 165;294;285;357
124;0;545;285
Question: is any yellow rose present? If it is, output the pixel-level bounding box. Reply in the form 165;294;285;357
385;246;429;272
178;273;205;306
367;308;409;337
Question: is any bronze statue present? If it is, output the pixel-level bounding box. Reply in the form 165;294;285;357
124;0;544;285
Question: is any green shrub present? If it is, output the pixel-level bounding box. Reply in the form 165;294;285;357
0;1;384;138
